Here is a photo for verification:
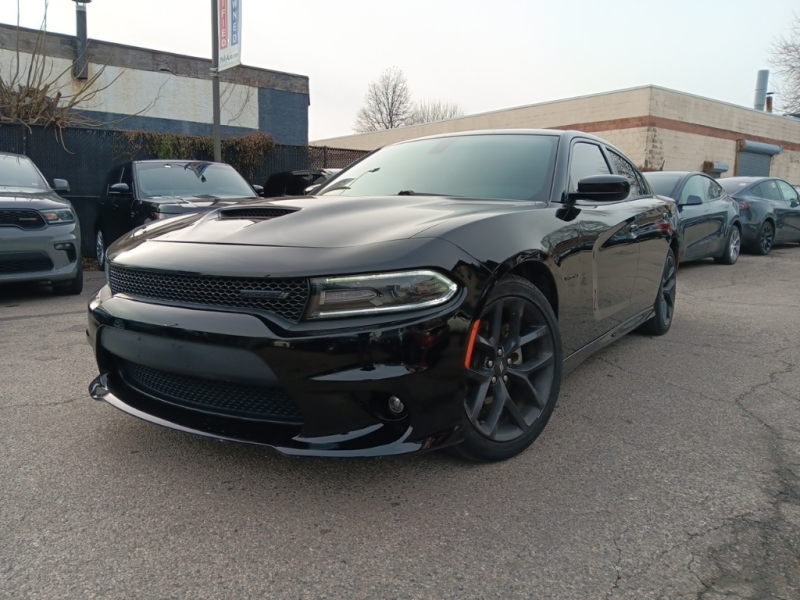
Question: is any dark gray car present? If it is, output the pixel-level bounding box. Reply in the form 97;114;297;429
645;171;742;265
718;177;800;255
0;153;82;294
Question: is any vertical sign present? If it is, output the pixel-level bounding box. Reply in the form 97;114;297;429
218;0;241;71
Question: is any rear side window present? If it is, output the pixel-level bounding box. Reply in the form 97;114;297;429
755;180;782;201
569;143;610;191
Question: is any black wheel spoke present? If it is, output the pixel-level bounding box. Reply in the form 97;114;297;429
504;394;529;430
663;279;676;298
508;352;554;378
508;371;544;411
474;334;495;355
518;325;548;349
482;381;509;434
468;378;492;420
507;300;523;345
489;301;504;345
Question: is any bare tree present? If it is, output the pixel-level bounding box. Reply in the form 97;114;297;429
409;100;464;125
770;12;800;114
353;66;415;133
0;0;159;136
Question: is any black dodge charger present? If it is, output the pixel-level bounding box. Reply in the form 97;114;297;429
87;130;680;461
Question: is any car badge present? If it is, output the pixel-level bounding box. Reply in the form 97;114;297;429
239;290;290;299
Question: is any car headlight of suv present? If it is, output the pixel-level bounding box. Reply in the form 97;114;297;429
306;270;458;319
41;209;75;223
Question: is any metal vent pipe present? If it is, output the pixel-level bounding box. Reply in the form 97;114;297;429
753;70;769;111
72;0;91;80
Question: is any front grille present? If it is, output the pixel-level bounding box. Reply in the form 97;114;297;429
0;251;54;274
120;360;304;424
0;209;46;230
108;265;309;322
219;207;297;220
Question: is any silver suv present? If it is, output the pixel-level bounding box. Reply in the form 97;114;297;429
0;152;82;295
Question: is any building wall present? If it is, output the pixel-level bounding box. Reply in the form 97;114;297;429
0;25;309;145
312;87;653;151
313;85;800;182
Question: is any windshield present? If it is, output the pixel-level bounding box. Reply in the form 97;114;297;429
136;162;257;199
317;134;559;201
644;173;682;198
0;155;48;190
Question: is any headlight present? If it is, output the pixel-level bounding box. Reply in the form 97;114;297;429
41;209;75;223
306;270;458;319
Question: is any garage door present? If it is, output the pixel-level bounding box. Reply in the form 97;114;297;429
736;140;782;176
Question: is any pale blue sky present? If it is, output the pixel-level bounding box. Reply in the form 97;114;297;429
1;0;796;139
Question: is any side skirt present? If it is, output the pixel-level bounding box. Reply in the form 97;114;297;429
562;307;655;376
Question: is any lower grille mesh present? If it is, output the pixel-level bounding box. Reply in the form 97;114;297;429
120;360;303;424
0;251;54;274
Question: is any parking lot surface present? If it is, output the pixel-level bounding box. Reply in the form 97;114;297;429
2;249;799;599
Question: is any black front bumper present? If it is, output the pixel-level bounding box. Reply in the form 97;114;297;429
87;285;473;457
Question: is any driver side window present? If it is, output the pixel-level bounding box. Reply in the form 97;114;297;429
569;143;610;191
679;175;706;205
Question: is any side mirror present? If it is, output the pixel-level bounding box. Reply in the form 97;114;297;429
791;200;799;208
682;194;702;206
252;184;265;196
304;184;321;195
568;175;630;203
109;183;131;195
53;178;70;193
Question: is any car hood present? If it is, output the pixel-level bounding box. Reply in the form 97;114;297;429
0;190;72;210
129;195;544;249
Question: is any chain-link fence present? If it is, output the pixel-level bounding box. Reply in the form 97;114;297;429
0;124;369;257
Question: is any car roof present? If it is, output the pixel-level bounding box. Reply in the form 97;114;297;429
643;171;695;178
0;151;30;159
389;128;623;149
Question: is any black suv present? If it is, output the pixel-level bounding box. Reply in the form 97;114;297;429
94;160;262;266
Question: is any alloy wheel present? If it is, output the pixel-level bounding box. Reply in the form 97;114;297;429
659;252;677;327
465;297;556;442
760;223;774;254
729;227;741;262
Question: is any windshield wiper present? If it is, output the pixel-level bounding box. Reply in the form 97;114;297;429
397;190;462;197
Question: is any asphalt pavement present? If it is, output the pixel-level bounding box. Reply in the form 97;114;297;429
1;248;799;599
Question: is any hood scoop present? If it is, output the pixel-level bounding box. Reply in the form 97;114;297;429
218;207;299;221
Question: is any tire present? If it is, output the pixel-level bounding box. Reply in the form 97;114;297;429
714;225;741;265
639;248;676;336
95;229;106;268
454;275;563;462
753;221;774;256
54;261;83;296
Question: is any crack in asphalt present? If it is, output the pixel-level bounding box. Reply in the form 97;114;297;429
0;395;83;410
594;356;727;405
600;353;800;599
605;526;627;599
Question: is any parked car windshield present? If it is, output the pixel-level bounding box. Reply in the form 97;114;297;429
317;134;559;201
136;162;257;199
643;173;682;198
0;155;48;190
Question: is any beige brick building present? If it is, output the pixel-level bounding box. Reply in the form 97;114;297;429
313;86;800;182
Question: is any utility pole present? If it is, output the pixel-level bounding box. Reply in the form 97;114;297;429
211;0;222;162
